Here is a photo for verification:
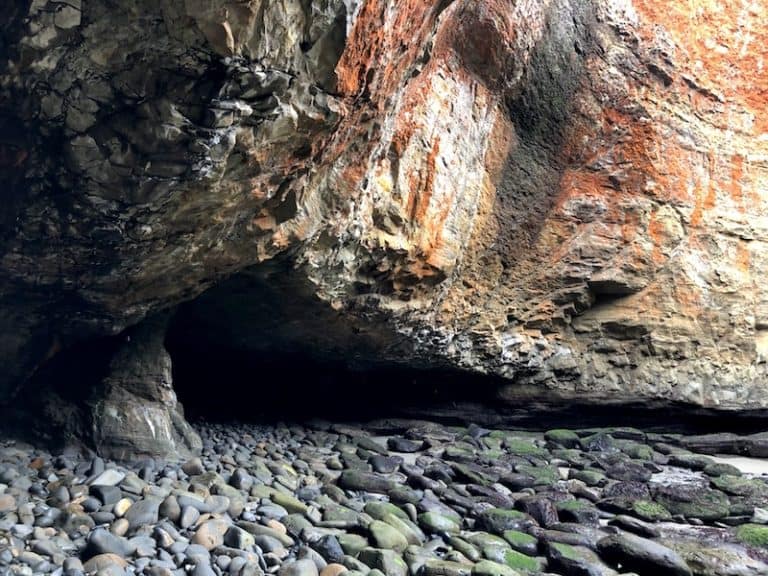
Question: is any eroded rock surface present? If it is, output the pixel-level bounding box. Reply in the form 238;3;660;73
1;0;767;410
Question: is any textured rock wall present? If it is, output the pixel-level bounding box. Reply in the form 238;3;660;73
1;0;767;422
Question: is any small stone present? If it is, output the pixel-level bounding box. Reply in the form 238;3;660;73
192;519;229;550
502;531;538;557
82;553;128;573
124;498;160;530
180;506;200;529
472;560;522;576
500;550;542;573
477;509;534;535
271;491;309;514
110;518;129;537
182;458;205;476
159;495;181;522
608;515;660;538
86;528;134;558
544;429;581;448
311;535;346;563
357;548;408;576
279;559;320;576
570;469;606;487
387;438;424;453
191;561;217;576
113;498;132;518
631;500;672;522
338;471;396;494
230;469;254;491
421;559;473;576
516;496;558;527
320;563;348;576
0;494;16;513
338;533;369;556
90;470;126;487
556;499;601;525
369;520;409;552
369;455;402;474
419;512;460;534
224;526;255;550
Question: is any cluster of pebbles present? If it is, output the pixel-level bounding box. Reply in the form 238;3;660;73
2;420;768;576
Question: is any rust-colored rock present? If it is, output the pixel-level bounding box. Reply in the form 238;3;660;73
1;0;767;441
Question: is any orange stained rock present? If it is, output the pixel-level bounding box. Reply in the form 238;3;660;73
634;0;768;135
336;0;443;102
646;211;667;267
736;240;751;274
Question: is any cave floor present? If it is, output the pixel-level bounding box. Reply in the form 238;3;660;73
2;419;768;576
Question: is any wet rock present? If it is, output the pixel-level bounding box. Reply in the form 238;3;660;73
419;512;461;534
664;537;768;576
357;548;408;576
556;500;601;525
546;542;618;576
478;509;536;535
388;438;424;453
653;486;730;521
280;559;320;576
516;496;559;528
337;471;395;494
545;430;581;449
369;520;408;552
597;532;692;576
421;559;473;576
369;455;402;474
90;470;125;487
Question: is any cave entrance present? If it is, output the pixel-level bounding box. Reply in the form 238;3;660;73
165;340;498;423
164;264;500;424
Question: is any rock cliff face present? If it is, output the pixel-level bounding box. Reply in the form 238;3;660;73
1;0;767;453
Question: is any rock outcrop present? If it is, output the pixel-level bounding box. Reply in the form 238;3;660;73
1;0;767;445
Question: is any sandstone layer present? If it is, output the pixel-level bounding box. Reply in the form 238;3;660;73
1;0;767;449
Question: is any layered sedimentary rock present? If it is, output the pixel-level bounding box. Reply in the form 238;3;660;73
1;0;767;442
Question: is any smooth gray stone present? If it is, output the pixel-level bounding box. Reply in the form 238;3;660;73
180;506;200;529
91;486;122;507
597;532;692;576
90;470;126;487
279;559;319;576
124;498;161;530
86;528;135;558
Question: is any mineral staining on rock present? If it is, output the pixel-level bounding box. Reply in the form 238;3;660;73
2;420;768;576
1;0;768;413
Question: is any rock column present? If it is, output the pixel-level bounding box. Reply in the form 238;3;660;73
89;314;201;461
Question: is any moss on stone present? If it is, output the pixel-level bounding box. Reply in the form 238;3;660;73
504;438;548;458
502;530;537;548
569;469;605;486
621;442;655;460
515;465;559;486
556;499;591;512
550;542;580;561
736;524;768;549
544;429;580;447
503;549;540;572
632;500;672;521
712;475;768;497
